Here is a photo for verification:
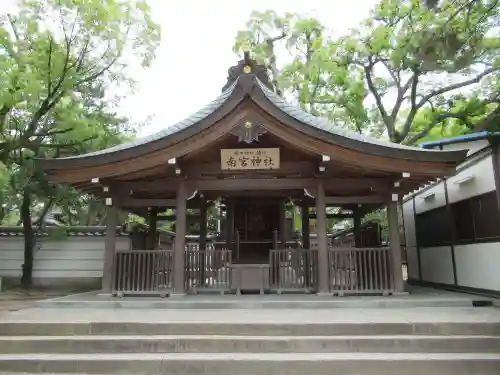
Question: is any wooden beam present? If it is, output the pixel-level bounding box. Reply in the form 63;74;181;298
119;198;204;209
118;195;385;209
119;177;390;192
120;198;176;207
156;214;200;221
309;213;353;219
325;195;389;204
209;191;301;199
183;161;318;177
191;178;306;191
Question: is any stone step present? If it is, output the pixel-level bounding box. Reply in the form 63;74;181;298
37;296;488;310
0;353;499;375
0;335;499;354
1;321;500;336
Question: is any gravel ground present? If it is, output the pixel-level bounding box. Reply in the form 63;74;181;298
0;289;73;316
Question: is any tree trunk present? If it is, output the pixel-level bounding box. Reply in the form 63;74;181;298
97;210;108;226
33;198;54;227
20;190;35;288
85;199;97;226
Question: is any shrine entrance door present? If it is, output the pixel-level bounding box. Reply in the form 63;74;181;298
232;197;280;264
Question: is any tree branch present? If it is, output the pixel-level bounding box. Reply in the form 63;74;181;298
264;32;287;95
33;198;54;228
403;112;470;145
47;36;54;95
364;58;392;138
395;69;421;142
417;67;500;108
34;127;75;137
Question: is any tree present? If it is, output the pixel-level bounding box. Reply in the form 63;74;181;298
0;0;160;287
234;1;500;144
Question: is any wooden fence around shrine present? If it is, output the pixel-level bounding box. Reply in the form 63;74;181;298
184;248;232;293
113;249;174;296
268;249;319;293
328;247;394;295
112;245;395;296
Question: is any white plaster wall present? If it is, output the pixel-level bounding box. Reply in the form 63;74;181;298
414;183;446;214
447;155;495;203
402;146;498;291
441;140;489;156
405;245;420;280
454;243;500;292
402;200;420;280
0;236;130;279
419;246;455;285
402;200;416;247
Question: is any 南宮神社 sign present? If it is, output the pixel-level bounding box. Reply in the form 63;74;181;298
220;148;280;170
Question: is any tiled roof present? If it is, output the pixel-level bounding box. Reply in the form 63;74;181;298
0;226;128;237
255;79;442;153
55;79;239;160
45;72;457;162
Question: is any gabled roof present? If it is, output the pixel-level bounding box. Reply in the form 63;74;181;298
38;56;467;172
253;79;463;161
54;79;239;160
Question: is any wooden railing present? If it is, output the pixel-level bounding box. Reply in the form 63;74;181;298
112;249;174;297
269;249;318;293
185;242;215;251
184;248;232;294
328;247;394;295
330;238;355;248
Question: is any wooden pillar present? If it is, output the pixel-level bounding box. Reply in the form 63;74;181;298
147;207;158;250
315;182;329;294
301;203;310;249
102;205;117;294
173;183;187;294
353;208;362;248
279;199;287;247
225;198;234;249
199;199;207;251
387;201;404;293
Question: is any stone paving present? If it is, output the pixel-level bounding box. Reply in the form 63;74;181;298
2;305;500;324
0;284;498;324
0;287;499;374
0;289;67;316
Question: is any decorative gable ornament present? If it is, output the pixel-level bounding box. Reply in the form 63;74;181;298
231;119;267;143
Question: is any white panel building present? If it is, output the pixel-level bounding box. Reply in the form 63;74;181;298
403;132;500;295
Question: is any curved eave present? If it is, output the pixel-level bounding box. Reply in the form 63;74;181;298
250;79;467;165
38;73;468;174
37;79;243;171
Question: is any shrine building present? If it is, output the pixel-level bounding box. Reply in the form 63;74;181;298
37;52;467;297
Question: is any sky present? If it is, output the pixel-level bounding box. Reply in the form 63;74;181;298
117;0;380;135
3;0;380;136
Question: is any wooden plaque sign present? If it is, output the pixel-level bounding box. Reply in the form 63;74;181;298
221;148;280;170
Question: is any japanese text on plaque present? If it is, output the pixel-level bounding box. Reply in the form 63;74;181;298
220;148;280;170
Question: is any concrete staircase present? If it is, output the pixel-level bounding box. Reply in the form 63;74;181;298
0;318;499;374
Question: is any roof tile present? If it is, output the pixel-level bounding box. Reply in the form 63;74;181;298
256;79;443;153
57;79;239;159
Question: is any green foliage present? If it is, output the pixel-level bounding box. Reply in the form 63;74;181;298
0;0;160;285
234;1;500;145
0;0;160;222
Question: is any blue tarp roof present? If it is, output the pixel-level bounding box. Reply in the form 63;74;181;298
419;132;500;149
